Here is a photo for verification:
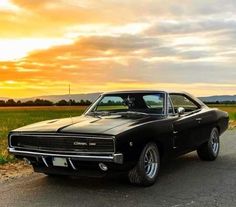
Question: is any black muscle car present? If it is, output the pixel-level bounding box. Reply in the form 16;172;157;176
8;90;229;186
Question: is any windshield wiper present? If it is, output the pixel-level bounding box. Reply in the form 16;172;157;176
88;111;112;117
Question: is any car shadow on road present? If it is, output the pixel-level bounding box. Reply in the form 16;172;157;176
39;151;229;191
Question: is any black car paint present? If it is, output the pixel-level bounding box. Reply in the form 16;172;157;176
8;91;229;174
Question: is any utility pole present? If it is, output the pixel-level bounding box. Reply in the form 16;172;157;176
69;84;71;106
69;84;72;119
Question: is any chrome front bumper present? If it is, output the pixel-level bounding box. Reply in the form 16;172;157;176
8;148;123;164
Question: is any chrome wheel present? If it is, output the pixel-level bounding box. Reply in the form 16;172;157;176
128;142;160;186
210;128;219;155
144;146;158;179
197;127;220;161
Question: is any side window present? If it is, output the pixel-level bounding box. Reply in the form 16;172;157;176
143;94;164;114
168;96;175;114
170;94;199;113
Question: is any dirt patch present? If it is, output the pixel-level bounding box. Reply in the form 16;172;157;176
0;161;33;182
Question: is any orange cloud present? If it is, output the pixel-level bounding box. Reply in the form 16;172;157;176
0;0;236;98
0;34;235;98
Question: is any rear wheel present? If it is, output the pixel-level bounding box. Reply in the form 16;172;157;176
128;142;160;186
197;127;220;161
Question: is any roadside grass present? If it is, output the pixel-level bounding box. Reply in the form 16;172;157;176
207;104;236;121
0;105;235;165
0;106;86;164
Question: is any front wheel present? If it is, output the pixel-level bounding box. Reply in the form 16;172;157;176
128;142;160;186
197;127;220;161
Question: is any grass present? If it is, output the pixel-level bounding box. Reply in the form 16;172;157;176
0;104;235;165
0;106;86;164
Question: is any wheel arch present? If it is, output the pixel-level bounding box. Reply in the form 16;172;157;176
149;139;164;159
138;137;165;160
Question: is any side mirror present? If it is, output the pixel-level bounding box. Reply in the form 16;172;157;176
177;107;185;116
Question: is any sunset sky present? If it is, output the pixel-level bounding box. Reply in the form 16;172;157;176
0;0;236;98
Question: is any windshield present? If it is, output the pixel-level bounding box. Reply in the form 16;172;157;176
87;93;165;115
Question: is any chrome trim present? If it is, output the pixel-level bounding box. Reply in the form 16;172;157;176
168;94;176;115
42;156;49;167
9;147;114;155
84;94;102;114
9;148;123;164
164;92;168;115
68;158;77;170
11;146;114;155
9;133;115;140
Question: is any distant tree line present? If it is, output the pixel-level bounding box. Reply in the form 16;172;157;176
0;99;92;107
100;100;123;106
0;99;234;107
204;101;236;104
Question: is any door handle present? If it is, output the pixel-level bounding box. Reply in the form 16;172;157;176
195;118;202;121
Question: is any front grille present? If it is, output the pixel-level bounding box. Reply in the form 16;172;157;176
10;134;115;153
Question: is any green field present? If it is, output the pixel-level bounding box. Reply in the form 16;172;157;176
0;106;86;164
0;105;235;164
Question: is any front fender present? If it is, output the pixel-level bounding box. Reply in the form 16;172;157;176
115;118;175;165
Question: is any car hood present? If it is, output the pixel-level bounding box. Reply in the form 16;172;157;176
12;114;164;135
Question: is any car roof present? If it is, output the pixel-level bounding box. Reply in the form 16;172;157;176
102;90;184;95
102;90;205;107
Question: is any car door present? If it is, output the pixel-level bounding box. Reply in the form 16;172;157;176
169;93;203;154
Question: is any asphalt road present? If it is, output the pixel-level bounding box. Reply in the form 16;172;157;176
1;130;236;207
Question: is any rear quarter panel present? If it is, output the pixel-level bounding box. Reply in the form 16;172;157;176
200;108;229;144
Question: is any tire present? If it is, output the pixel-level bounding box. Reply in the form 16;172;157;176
197;127;220;161
128;142;160;186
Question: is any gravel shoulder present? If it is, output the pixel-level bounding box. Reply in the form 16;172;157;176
0;161;33;182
